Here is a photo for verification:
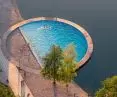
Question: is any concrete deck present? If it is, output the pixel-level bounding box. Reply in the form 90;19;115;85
0;0;23;84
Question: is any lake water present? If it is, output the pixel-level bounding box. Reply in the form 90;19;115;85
17;0;117;95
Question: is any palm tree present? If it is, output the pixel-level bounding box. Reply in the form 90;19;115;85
58;43;77;96
41;45;63;97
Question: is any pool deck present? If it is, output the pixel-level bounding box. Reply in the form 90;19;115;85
0;0;90;97
2;17;93;68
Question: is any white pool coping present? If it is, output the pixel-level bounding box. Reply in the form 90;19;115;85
2;17;93;69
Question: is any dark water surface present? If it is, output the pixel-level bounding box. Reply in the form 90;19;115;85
17;0;117;95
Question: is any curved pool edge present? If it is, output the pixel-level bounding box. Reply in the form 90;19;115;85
1;17;93;69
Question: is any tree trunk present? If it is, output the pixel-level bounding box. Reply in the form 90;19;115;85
53;81;57;97
66;84;69;97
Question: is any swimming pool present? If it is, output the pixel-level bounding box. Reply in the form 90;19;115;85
18;17;93;67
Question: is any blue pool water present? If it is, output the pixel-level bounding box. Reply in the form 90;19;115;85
20;20;88;62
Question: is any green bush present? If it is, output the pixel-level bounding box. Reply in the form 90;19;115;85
95;76;117;97
0;83;15;97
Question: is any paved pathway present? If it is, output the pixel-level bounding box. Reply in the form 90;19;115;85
0;0;22;84
25;72;88;97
